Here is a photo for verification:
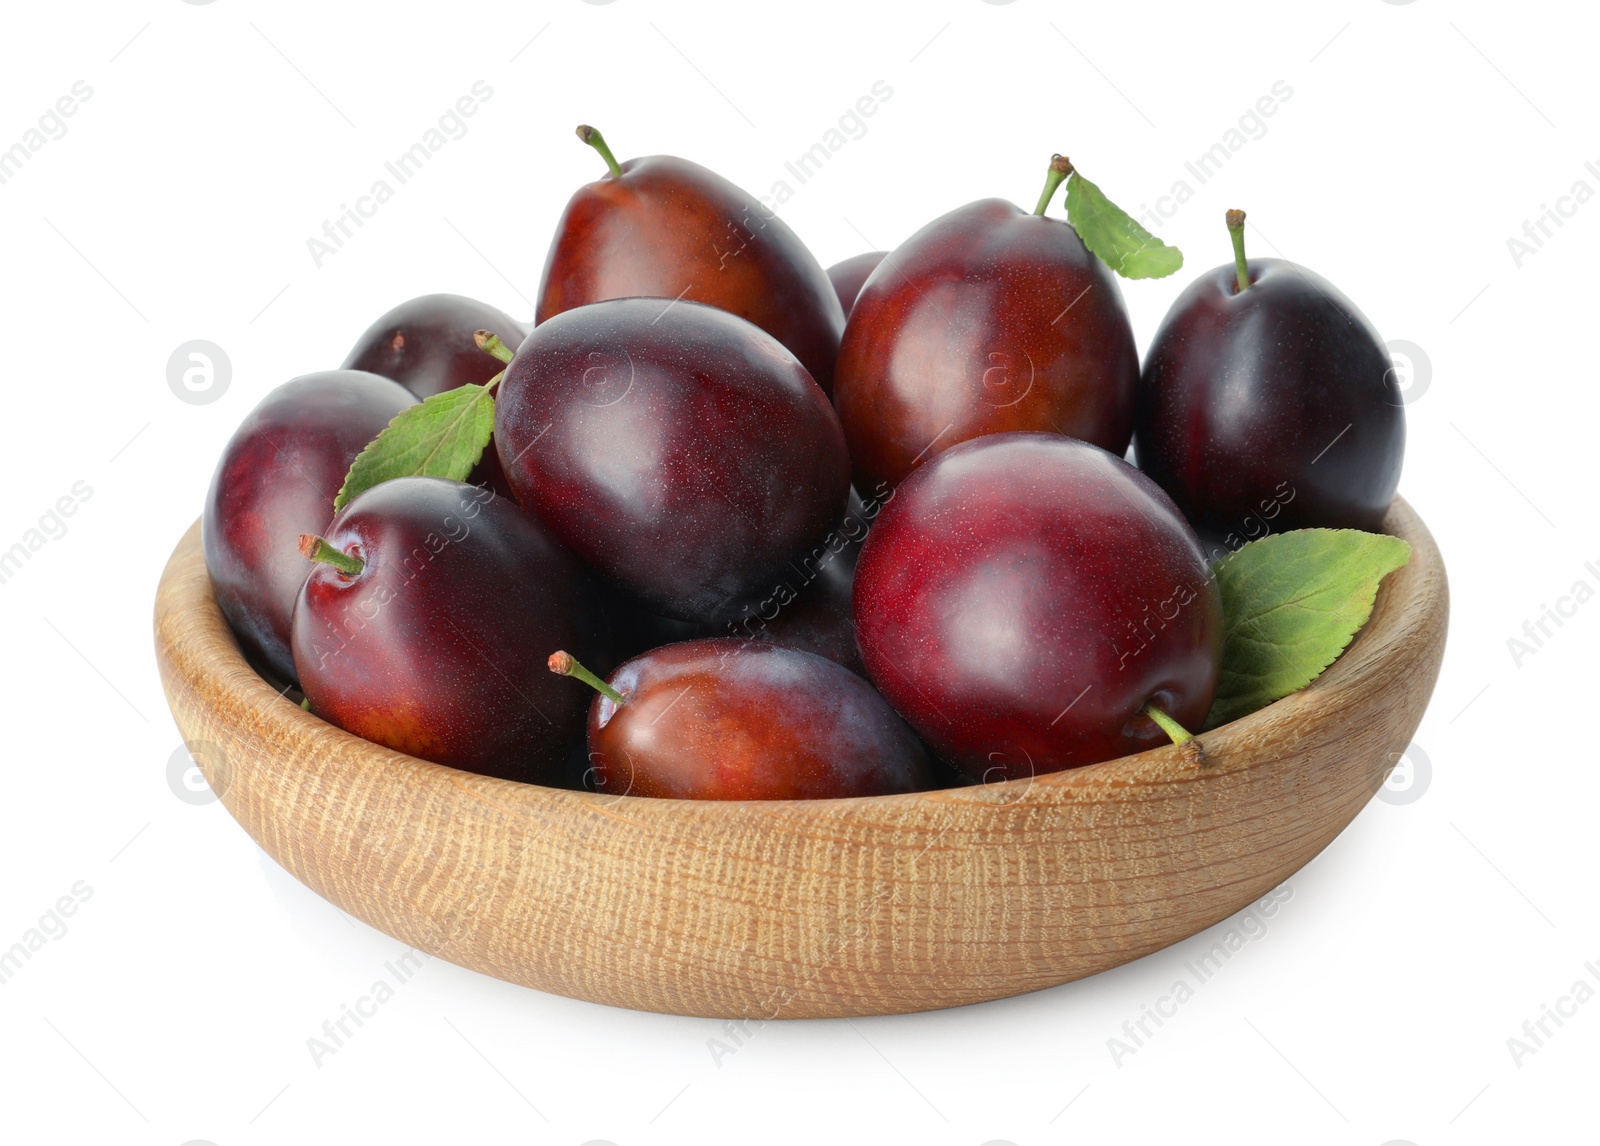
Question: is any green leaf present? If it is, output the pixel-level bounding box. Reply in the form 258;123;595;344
1204;529;1412;729
1065;172;1184;280
334;383;496;511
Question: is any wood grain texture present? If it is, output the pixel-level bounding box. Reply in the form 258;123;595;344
153;499;1448;1018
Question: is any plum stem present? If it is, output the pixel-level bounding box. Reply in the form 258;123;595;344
548;650;626;706
1033;153;1074;216
474;329;515;365
576;124;622;179
1226;208;1250;293
298;534;364;576
1140;700;1194;745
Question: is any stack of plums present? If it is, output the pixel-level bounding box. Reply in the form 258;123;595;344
203;129;1404;799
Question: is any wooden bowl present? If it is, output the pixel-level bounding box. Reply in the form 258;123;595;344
153;499;1447;1018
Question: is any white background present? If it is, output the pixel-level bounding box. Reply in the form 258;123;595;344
0;1;1594;1143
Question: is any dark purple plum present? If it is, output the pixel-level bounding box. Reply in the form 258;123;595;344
826;251;887;319
203;370;415;681
717;492;880;673
341;293;529;497
494;297;851;625
291;477;595;783
743;554;863;673
1134;210;1405;533
341;293;528;399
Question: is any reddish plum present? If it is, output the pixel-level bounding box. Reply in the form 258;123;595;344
537;126;845;394
853;432;1222;779
833;157;1139;493
550;640;934;800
